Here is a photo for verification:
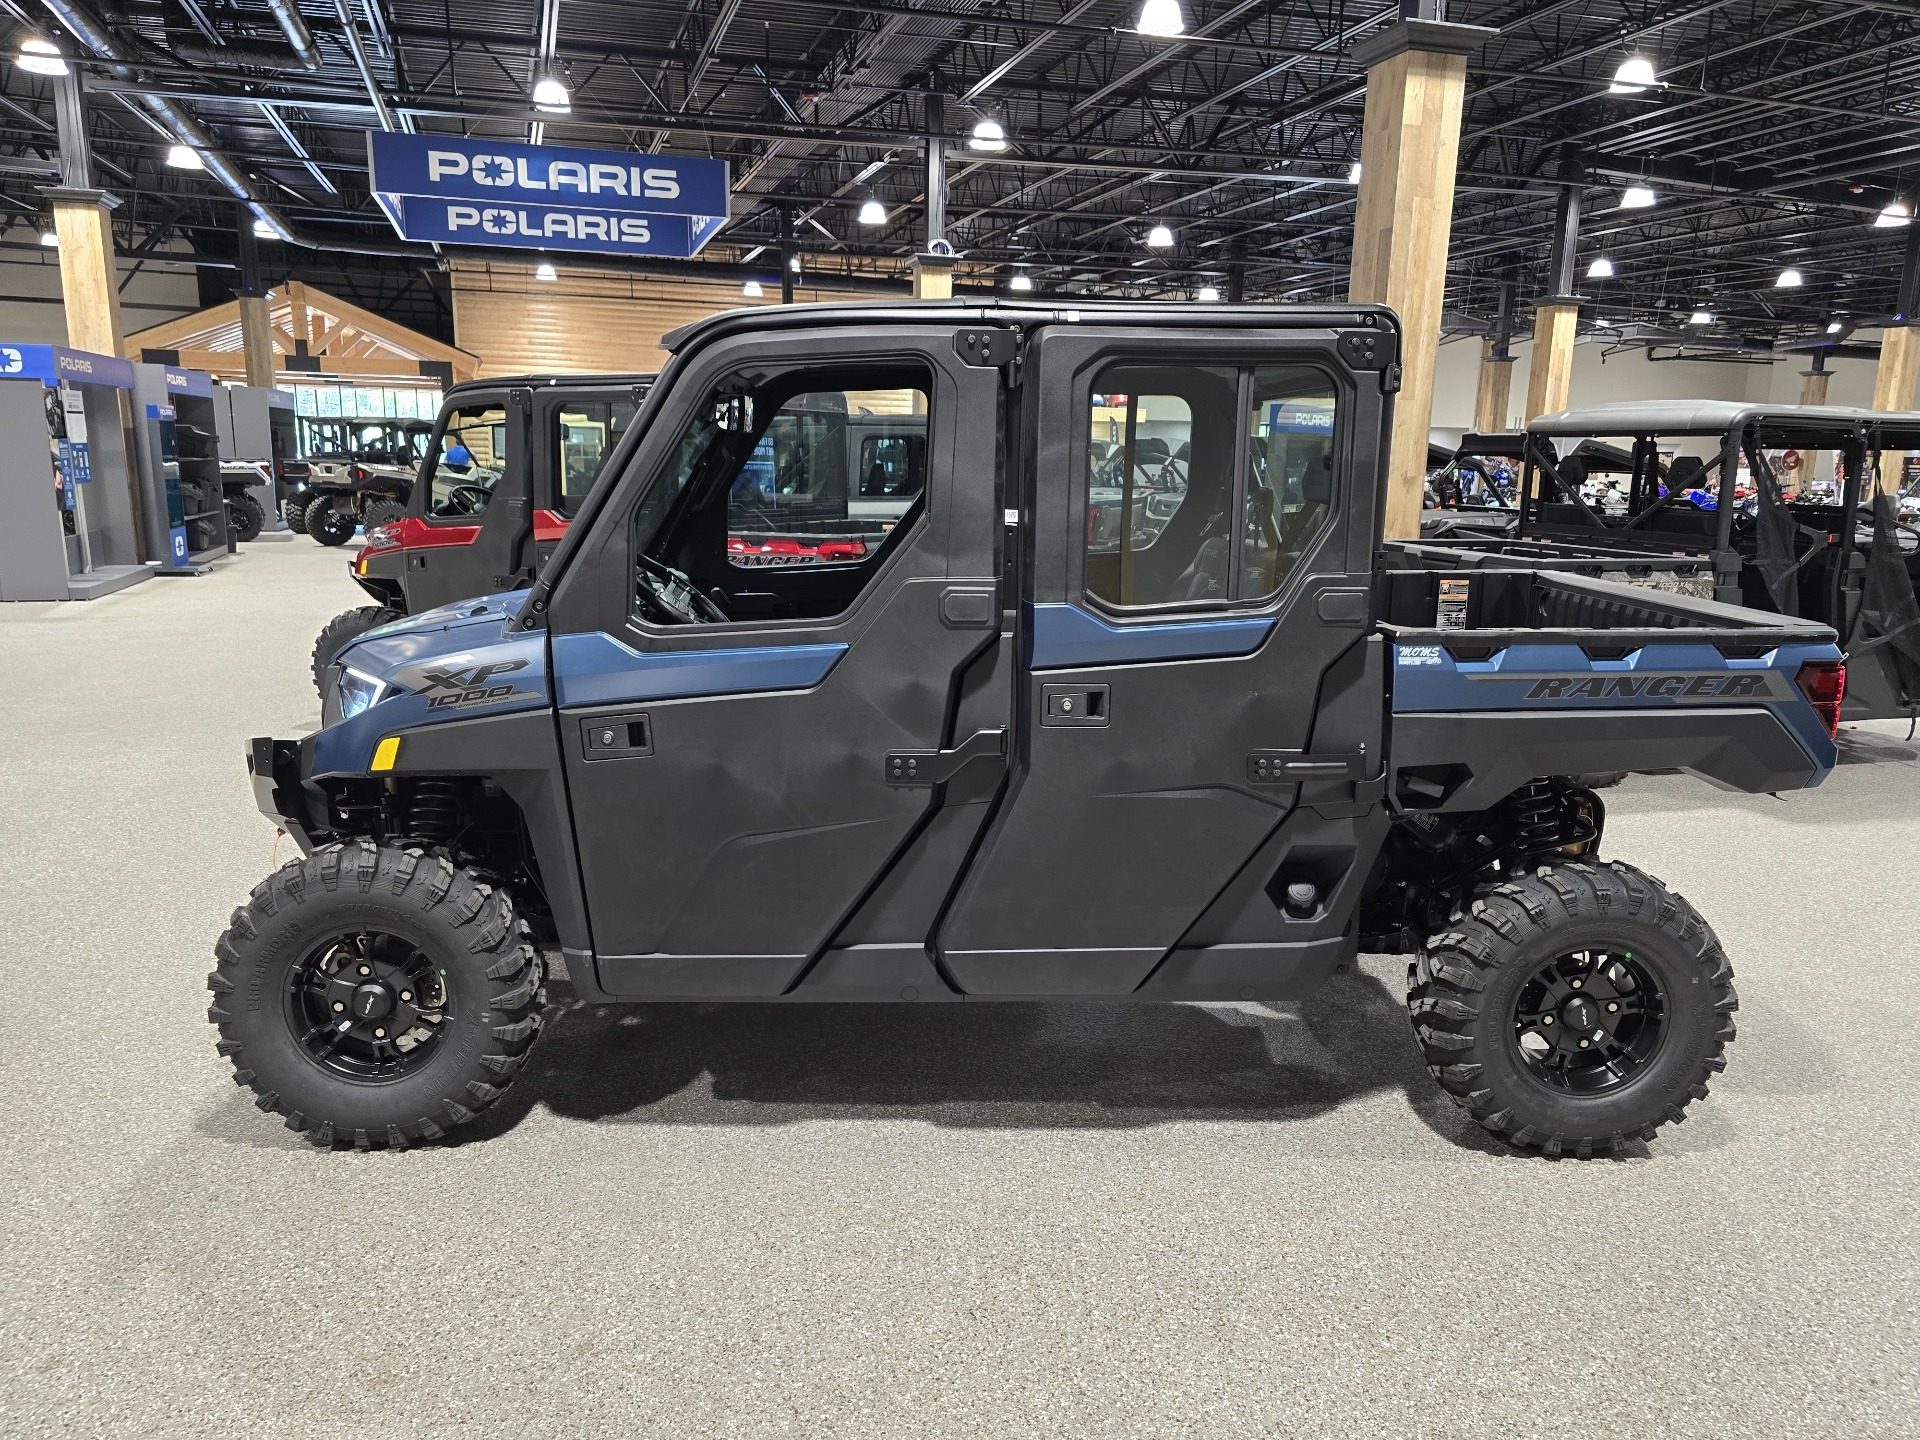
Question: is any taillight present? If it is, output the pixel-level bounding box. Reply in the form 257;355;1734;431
351;464;367;481
1795;660;1846;739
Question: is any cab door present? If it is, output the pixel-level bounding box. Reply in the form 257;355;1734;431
543;324;1009;998
936;321;1391;995
534;382;647;575
405;388;524;611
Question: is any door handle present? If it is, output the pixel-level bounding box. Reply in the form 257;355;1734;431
884;729;1006;786
1040;683;1109;727
580;712;652;760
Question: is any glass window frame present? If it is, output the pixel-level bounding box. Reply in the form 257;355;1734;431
419;396;510;524
622;358;937;633
1076;357;1341;617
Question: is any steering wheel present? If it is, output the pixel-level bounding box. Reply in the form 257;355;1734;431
637;554;730;625
443;483;492;515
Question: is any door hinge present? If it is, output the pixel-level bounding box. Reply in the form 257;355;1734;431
885;728;1006;786
953;328;1018;368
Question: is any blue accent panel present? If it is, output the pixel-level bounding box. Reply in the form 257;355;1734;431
1390;639;1843;778
0;343;134;389
551;631;848;708
310;678;551;777
1028;602;1275;670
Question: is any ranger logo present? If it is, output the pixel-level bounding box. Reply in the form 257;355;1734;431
1521;673;1781;701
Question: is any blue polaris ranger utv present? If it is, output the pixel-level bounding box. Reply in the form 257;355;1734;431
212;301;1847;1156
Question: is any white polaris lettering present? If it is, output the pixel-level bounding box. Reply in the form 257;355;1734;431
445;204;481;232
619;217;651;243
515;157;548;190
642;167;680;200
545;213;577;239
472;156;513;187
518;210;543;236
578;215;610;241
427;151;468;182
481;207;516;234
588;163;628;195
548;160;588;192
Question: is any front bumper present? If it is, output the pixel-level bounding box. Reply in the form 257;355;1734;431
248;736;325;853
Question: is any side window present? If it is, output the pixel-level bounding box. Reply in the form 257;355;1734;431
429;404;507;517
1244;367;1337;599
555;397;639;515
630;363;931;626
1083;361;1337;609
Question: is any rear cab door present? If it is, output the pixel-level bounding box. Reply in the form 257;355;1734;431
536;381;648;571
401;386;523;611
936;314;1395;997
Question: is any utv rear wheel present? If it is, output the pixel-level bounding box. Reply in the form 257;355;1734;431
308;496;357;546
361;498;407;528
207;843;544;1150
312;604;403;696
284;495;311;534
1408;860;1736;1157
229;491;265;543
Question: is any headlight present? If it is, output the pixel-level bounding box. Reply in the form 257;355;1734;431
336;666;396;720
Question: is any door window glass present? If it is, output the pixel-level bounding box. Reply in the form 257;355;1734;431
1244;367;1337;598
429;403;507;517
1085;365;1237;605
1083;362;1338;608
630;364;930;625
555;397;640;515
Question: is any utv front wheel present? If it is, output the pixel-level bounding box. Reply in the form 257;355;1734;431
312;604;403;696
284;495;311;534
207;844;544;1150
307;496;357;546
1408;860;1736;1157
228;490;266;543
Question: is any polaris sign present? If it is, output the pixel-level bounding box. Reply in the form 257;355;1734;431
367;133;729;259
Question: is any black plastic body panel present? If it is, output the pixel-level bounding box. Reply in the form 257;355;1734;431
1388;708;1818;809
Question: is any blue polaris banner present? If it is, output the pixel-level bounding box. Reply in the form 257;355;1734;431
367;132;728;258
0;343;135;389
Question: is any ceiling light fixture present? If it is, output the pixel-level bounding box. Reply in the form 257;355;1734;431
1827;320;1844;334
858;198;887;225
1620;185;1656;209
1347;162;1363;184
1875;201;1912;229
1009;271;1033;292
1136;0;1186;37
742;280;764;298
789;253;802;273
532;76;570;113
1689;309;1713;325
1586;257;1615;279
1776;267;1804;288
1197;285;1220;303
1610;56;1657;94
252;217;281;240
40;228;58;247
968;118;1007;153
535;260;557;281
1146;223;1174;249
15;37;68;77
166;144;205;171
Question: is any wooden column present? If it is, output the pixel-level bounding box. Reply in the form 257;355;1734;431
910;256;954;299
1474;339;1514;432
1874;326;1920;412
1800;368;1831;407
46;189;126;357
1346;17;1494;540
1525;302;1580;421
235;210;276;385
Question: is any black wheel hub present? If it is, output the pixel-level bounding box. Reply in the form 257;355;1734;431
286;930;450;1082
1512;949;1666;1094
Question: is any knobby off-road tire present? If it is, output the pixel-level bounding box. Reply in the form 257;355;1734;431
207;843;545;1150
307;496;357;546
284;494;311;534
1408;860;1736;1157
228;491;266;543
361;498;407;528
311;605;403;697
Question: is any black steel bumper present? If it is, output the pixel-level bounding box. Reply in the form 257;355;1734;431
248;736;324;853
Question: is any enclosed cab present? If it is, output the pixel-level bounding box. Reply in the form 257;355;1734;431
214;302;1844;1159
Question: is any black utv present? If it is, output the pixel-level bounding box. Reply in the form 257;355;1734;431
217;301;1845;1157
296;419;436;546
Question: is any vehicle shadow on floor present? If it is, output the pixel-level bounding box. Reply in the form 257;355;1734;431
462;967;1504;1153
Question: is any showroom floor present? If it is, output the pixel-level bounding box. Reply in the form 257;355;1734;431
2;539;1915;1438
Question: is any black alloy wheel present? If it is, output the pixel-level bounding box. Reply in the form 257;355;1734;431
1510;949;1666;1094
286;929;450;1082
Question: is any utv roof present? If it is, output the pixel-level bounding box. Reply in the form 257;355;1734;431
444;373;654;397
1528;400;1920;437
660;298;1399;353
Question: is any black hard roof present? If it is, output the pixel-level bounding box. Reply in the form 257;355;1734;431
445;374;655;398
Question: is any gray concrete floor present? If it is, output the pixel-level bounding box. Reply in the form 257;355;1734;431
2;539;1917;1438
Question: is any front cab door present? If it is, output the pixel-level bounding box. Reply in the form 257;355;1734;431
544;325;1008;998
